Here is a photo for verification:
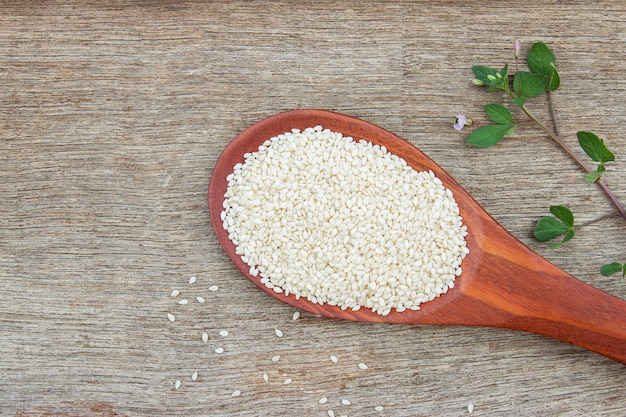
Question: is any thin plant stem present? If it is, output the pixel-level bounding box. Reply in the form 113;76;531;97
517;102;626;222
471;118;532;127
546;90;560;138
576;211;622;229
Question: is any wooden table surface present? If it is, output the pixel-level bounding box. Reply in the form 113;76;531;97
1;1;625;416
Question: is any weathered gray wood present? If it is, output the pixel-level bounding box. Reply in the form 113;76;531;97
1;1;625;416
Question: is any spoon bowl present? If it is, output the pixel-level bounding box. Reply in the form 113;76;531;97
209;109;626;365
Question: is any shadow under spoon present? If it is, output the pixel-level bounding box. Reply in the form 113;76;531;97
208;109;626;366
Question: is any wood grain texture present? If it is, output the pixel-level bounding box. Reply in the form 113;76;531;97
1;1;625;416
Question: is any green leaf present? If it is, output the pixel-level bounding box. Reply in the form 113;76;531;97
561;229;575;244
577;131;615;163
498;63;509;81
548;64;560;91
472;65;499;84
484;103;513;125
601;262;626;277
584;165;605;184
466;124;513;148
528;42;556;73
533;216;570;242
549;205;574;227
513;95;526;108
513;71;548;98
549;229;575;249
527;42;559;91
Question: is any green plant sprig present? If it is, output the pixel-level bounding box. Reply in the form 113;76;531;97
533;205;575;249
457;41;625;277
533;205;623;275
465;42;625;222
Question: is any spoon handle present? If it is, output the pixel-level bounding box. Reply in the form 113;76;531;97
465;221;626;365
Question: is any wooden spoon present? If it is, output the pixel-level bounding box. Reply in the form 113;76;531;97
208;109;626;365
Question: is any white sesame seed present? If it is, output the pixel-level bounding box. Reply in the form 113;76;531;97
274;329;283;337
262;373;269;382
202;333;208;343
283;378;292;385
219;330;229;337
327;410;335;417
191;371;198;381
170;290;180;297
174;380;181;389
232;390;241;397
167;313;176;322
215;347;224;354
196;296;206;303
358;363;368;370
209;285;219;292
330;355;338;363
319;397;328;404
374;405;384;412
178;299;189;305
292;311;300;320
468;403;474;413
188;276;197;284
341;399;351;406
271;355;281;363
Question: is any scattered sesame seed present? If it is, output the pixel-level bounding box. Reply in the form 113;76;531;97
167;313;176;322
292;311;301;320
341;399;351;406
358;362;368;370
170;290;180;297
232;390;241;397
188;276;197;284
202;333;209;343
219;330;229;337
319;397;328;404
174;380;181;390
275;329;284;337
209;285;219;292
327;410;335;417
271;355;281;363
262;373;269;382
330;355;338;363
283;378;292;385
191;371;198;381
468;403;474;414
178;299;189;305
215;347;224;354
374;405;384;412
196;296;206;303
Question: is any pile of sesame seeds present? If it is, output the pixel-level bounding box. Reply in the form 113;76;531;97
221;126;469;315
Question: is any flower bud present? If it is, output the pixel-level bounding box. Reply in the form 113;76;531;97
472;79;484;86
486;74;497;82
514;39;521;58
